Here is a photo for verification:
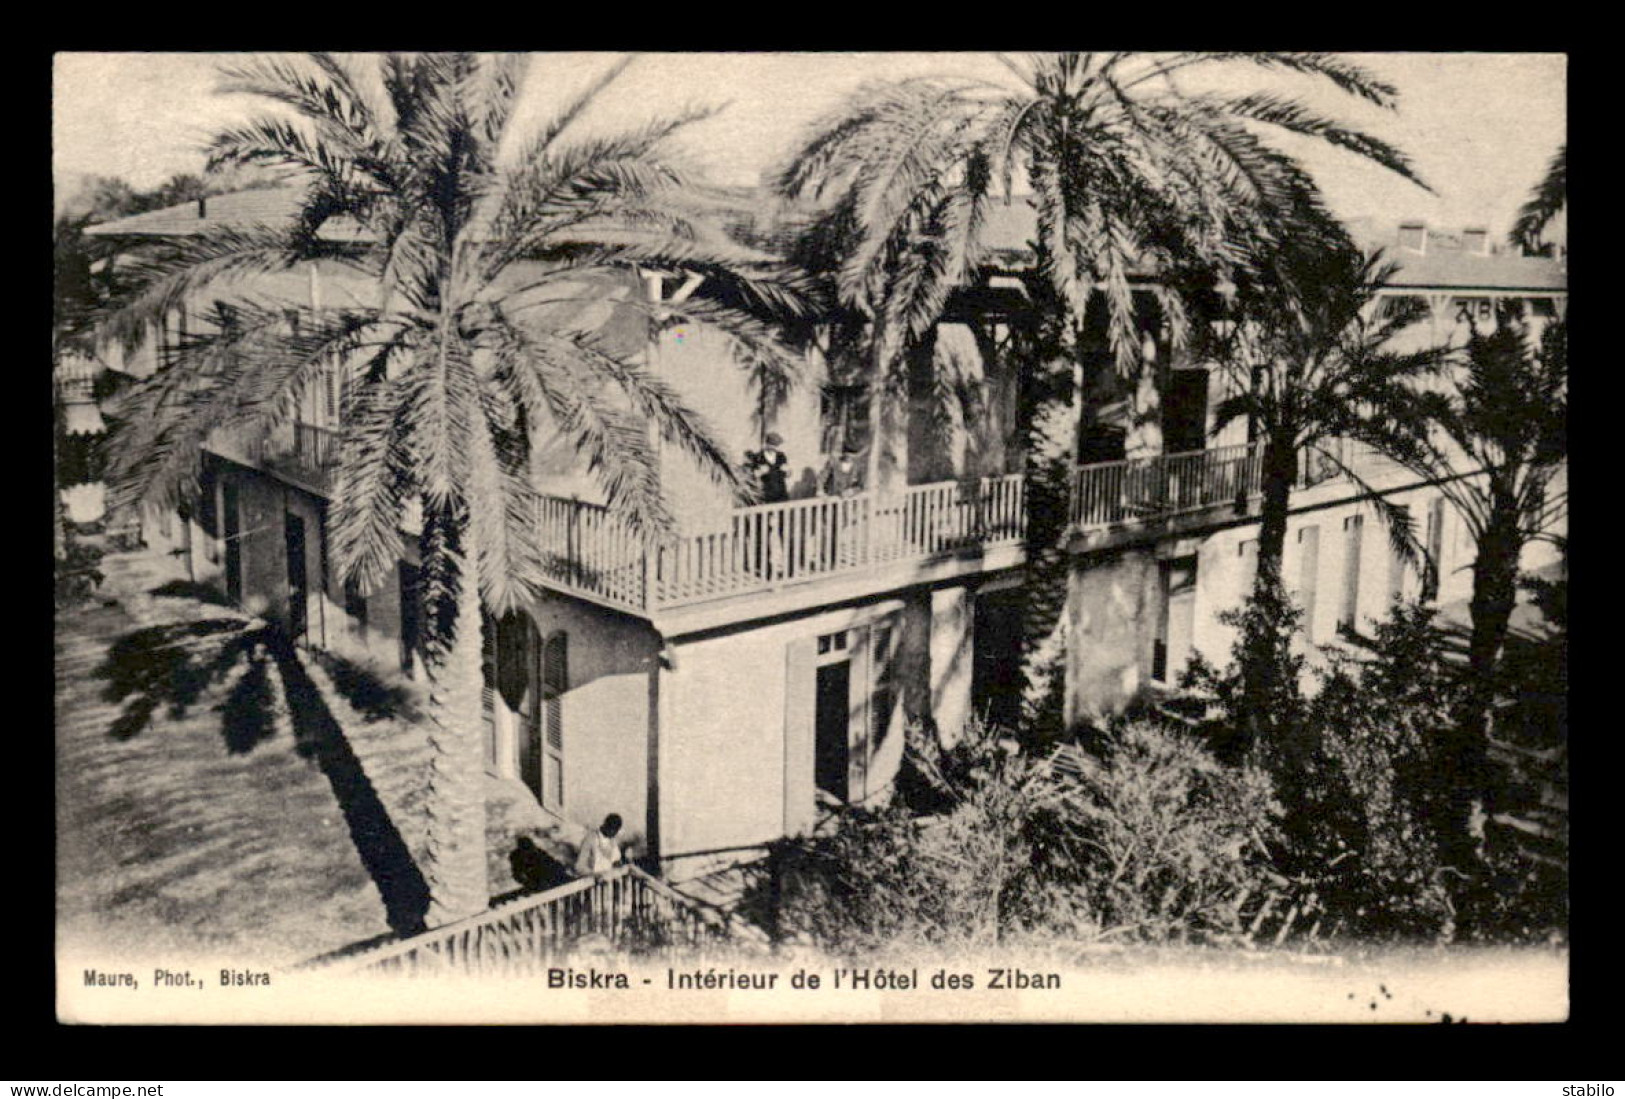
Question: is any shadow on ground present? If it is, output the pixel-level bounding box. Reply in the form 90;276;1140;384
93;614;430;936
150;578;239;609
312;649;421;724
489;836;575;906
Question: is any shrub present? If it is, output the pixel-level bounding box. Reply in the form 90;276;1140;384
1181;585;1470;942
1180;572;1309;768
769;716;1091;955
1062;721;1282;943
765;716;1281;954
54;534;105;606
1295;602;1462;941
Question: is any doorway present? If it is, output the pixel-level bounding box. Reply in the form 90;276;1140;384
222;481;241;605
284;512;308;641
815;660;852;802
495;611;544;805
972;586;1023;733
1155;556;1198;684
1164;368;1210;455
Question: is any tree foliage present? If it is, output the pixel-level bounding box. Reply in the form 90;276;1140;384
94;51;812;927
768;714;1281;954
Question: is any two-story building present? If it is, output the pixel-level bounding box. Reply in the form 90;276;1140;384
87;193;1567;886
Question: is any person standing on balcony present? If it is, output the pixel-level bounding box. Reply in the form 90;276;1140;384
574;813;627;878
819;444;865;499
745;432;790;504
819;444;866;567
745;433;792;578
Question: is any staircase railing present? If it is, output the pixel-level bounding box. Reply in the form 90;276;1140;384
311;864;733;978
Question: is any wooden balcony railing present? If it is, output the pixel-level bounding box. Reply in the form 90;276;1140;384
1070;442;1264;530
536;495;648;609
317;864;733;979
653;473;1025;607
535;474;1026;613
293;422;340;471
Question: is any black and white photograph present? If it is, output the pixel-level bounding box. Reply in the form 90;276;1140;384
51;50;1568;1024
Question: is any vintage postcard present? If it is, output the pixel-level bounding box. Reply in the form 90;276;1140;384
53;51;1567;1024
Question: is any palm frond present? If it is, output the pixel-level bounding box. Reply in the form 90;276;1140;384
1510;143;1567;251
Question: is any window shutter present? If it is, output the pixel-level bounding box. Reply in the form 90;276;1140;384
1388;505;1411;603
1340;514;1364;633
870;625;897;764
1297;526;1320;642
1425;498;1446;600
542;631;567;809
784;638;817;836
544;632;567;750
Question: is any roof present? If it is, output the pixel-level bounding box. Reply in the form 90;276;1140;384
1347;218;1567;293
86;188;1566;294
84;185;776;261
84;189;328;238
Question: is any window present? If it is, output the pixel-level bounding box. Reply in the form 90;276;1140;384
1297;525;1320;641
1339;514;1364;635
817;630;849;656
1388;505;1411;604
1424;498;1446;600
820;386;871;457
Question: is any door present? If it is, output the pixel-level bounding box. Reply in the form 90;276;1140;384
222;481;241;605
284;512;307;641
972;588;1022;733
398;563;421;675
1164;368;1210;455
814;660;851;802
1165;559;1198;684
498;612;545;804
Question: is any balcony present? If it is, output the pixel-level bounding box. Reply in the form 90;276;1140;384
1070;441;1264;534
535;474;1026;622
209;420;340;492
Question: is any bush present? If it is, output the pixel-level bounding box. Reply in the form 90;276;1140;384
768;717;1091;955
54;535;105;607
1295;603;1462;941
765;716;1282;954
1063;721;1282;943
1181;572;1309;768
1181;585;1470;942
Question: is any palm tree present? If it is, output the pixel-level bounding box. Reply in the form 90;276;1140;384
1378;312;1567;876
99;52;809;929
1203;241;1450;755
1510;143;1566;255
776;51;1425;741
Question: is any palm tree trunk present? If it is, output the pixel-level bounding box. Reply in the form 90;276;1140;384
1017;353;1078;746
420;545;490;930
1014;236;1084;747
1236;432;1299;759
1447;501;1523;876
1255;433;1298;587
865;333;908;495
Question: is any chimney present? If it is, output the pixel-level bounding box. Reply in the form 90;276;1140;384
197;196;207;219
1398;221;1427;254
1461;227;1489;255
